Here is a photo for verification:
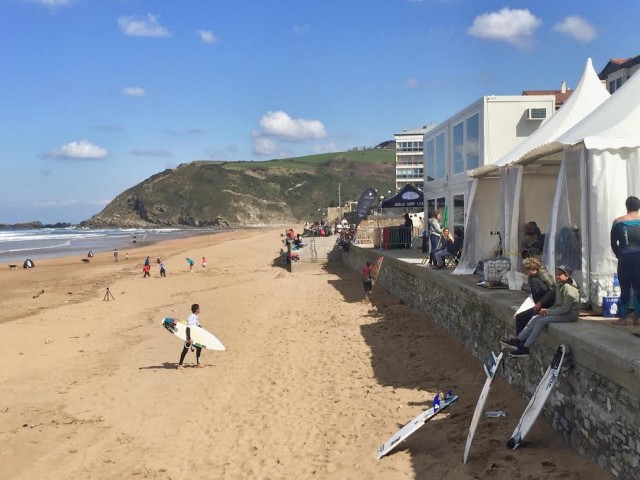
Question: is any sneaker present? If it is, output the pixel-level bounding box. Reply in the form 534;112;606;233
500;338;521;351
508;347;530;358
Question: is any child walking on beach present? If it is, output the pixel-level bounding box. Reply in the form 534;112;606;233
363;260;373;300
178;304;205;369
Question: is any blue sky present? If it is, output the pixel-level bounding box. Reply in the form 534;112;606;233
1;0;638;224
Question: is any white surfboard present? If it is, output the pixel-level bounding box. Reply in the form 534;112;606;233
507;345;565;450
514;295;535;318
376;391;458;459
162;318;225;351
463;351;504;463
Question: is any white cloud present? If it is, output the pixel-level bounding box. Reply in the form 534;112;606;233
467;8;542;48
252;111;326;157
252;137;280;156
197;29;217;43
258;111;327;141
48;140;108;159
118;14;171;38
406;78;420;89
553;15;597;43
293;24;310;34
122;86;146;97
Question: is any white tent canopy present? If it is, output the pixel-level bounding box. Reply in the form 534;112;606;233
544;63;640;305
455;58;610;278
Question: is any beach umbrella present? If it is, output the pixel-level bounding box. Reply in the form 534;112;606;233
23;259;35;268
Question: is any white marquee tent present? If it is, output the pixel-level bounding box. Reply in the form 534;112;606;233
454;59;611;290
543;62;640;305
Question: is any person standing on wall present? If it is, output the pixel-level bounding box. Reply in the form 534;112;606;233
427;210;443;265
610;196;640;325
403;213;413;249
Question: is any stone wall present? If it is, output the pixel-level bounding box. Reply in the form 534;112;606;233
343;246;640;479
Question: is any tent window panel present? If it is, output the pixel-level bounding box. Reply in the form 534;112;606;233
453;194;465;231
435;133;446;180
453;122;464;174
425;139;435;181
465;113;480;170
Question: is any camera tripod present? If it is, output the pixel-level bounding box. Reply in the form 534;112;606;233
103;287;115;301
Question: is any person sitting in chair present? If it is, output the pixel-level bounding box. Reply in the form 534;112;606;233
433;228;456;269
521;221;543;258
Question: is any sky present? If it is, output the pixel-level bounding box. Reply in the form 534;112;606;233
1;0;639;224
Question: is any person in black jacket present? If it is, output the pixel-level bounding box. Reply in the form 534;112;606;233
514;257;556;334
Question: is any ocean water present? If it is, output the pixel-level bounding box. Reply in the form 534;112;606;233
0;227;220;265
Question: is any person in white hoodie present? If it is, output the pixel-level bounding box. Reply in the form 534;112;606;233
177;304;205;369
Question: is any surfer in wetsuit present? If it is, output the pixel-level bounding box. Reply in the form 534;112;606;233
177;304;204;369
610;195;640;325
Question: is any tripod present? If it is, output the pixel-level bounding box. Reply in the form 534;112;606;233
103;287;115;301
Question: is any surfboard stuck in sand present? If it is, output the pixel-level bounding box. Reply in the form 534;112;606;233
507;345;566;450
376;390;458;459
162;318;225;351
463;351;503;463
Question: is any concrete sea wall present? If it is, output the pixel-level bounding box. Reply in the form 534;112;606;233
343;245;640;479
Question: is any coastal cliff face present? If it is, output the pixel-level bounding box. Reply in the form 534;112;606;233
80;153;394;228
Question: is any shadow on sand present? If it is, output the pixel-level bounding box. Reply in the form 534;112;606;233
321;261;494;477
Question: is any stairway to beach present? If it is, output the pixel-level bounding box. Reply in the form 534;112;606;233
292;236;342;271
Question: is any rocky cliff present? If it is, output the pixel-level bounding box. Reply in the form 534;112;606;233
81;151;395;228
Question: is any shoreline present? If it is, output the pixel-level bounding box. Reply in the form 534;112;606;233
0;227;250;265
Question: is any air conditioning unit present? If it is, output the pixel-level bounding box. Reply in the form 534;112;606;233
526;108;547;121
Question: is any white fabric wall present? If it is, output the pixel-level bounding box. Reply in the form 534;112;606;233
547;145;640;305
453;177;501;274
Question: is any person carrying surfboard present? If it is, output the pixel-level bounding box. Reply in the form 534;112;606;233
363;261;373;300
501;265;580;358
177;304;205;369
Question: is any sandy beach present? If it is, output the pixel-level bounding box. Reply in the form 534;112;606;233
0;228;611;479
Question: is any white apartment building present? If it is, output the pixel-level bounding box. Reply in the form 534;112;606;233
423;95;556;231
598;55;640;94
394;124;436;191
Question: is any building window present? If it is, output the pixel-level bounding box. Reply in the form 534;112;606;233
465;113;480;170
453;194;465;231
453;122;464;174
616;77;622;89
435;133;446;180
609;80;616;93
425;139;435;181
396;141;424;152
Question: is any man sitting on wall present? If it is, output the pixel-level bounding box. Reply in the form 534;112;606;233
500;264;580;358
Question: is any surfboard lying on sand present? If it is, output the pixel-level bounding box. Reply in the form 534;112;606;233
507;345;565;450
463;351;504;463
376;391;458;459
162;318;225;351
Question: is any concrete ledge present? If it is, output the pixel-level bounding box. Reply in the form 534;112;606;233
343;244;640;479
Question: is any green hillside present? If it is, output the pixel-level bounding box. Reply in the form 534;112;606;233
81;149;396;228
